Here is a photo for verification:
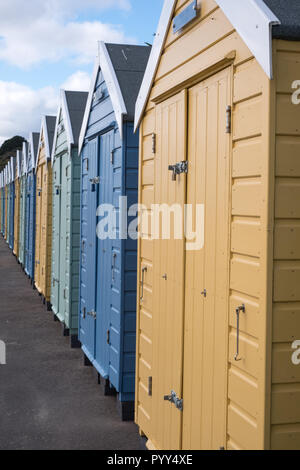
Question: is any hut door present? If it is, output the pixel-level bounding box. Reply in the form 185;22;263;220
51;157;61;314
40;165;48;293
152;90;187;450
35;165;43;289
25;176;31;272
79;138;98;359
59;152;68;322
95;129;115;378
182;68;231;449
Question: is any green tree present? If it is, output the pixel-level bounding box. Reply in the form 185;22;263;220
0;136;25;171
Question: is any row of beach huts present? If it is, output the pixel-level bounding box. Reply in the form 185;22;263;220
0;0;300;451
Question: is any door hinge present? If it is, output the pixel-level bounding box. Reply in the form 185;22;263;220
152;133;156;154
148;376;153;396
168;161;188;181
164;390;183;411
226;105;232;134
110;149;116;165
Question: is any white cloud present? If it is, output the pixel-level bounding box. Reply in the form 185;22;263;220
0;80;58;144
0;67;97;144
0;0;134;68
62;71;91;91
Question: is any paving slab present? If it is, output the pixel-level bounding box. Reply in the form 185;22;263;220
0;236;141;450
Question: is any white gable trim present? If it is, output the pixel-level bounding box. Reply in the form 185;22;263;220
99;41;127;139
28;132;37;171
16;151;21;179
51;90;74;166
36;116;53;169
134;0;281;131
62;90;75;147
10;157;15;182
51;105;61;167
216;0;280;78
22;141;28;176
78;58;100;156
78;41;127;155
134;0;176;132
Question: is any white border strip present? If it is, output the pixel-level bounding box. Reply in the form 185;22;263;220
216;0;280;79
99;41;127;139
78;58;100;155
134;0;176;131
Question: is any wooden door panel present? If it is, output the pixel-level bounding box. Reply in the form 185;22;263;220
51;158;61;313
182;68;231;450
151;90;187;450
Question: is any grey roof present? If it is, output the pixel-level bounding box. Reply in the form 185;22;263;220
264;0;300;40
45;116;56;157
32;132;40;160
65;91;88;145
105;43;151;121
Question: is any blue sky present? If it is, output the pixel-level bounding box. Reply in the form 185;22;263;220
0;0;163;144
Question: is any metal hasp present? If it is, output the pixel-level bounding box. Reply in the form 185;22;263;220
90;176;100;192
173;0;198;34
87;310;97;319
164;390;183;411
234;304;246;362
168;161;188;181
140;266;147;301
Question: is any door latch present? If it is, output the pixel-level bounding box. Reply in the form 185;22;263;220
234;304;246;361
168;161;188;181
87;310;96;319
140;266;147;301
201;289;207;298
164;390;183;411
90;177;100;192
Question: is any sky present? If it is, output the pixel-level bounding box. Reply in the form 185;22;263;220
0;0;164;145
